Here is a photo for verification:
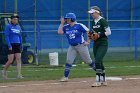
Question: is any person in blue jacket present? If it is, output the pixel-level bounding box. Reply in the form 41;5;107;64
2;14;23;79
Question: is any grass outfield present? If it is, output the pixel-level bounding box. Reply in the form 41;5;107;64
39;51;140;65
0;61;140;83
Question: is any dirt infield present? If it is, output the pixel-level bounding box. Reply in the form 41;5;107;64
0;76;140;93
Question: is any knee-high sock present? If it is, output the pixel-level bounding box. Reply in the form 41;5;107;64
100;70;106;82
95;69;103;82
64;63;72;77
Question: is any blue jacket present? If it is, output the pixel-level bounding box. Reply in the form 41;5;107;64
5;23;22;48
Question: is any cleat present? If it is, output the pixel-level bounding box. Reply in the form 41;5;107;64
1;70;8;79
17;75;24;79
91;82;102;87
101;82;107;86
59;77;68;82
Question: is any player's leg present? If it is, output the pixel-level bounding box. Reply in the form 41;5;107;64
92;45;108;87
100;65;107;86
100;62;105;81
60;46;77;82
14;43;23;79
93;43;98;58
96;45;107;83
15;53;23;79
76;44;95;70
2;52;14;79
65;46;77;77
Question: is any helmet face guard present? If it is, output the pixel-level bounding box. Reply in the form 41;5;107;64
64;13;76;22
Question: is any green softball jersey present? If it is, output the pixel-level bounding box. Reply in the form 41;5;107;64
92;17;109;43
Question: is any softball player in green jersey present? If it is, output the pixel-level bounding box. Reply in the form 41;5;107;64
88;6;111;87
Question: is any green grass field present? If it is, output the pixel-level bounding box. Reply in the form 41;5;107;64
0;51;140;83
0;61;140;83
39;51;140;65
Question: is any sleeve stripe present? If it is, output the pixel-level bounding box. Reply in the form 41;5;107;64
80;24;89;31
105;27;111;36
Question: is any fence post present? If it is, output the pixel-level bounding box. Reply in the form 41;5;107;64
134;29;138;62
60;0;64;52
34;0;38;65
14;0;18;13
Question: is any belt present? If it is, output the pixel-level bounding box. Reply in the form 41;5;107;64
71;43;82;46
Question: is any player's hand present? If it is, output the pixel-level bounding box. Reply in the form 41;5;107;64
83;41;90;46
60;16;65;25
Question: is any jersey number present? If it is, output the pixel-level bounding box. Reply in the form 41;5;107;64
69;34;75;39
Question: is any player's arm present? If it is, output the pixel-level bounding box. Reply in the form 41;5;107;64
82;31;91;46
99;27;111;37
80;24;91;45
58;16;65;34
105;27;111;36
5;25;12;50
19;28;23;50
99;19;111;37
86;31;91;43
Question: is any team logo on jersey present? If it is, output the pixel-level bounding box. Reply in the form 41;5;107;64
93;25;100;28
66;30;78;39
11;29;20;33
66;30;78;34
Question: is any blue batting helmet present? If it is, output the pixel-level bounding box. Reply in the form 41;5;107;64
64;13;76;22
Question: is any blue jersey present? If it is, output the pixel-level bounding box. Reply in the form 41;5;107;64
5;23;22;48
63;23;89;45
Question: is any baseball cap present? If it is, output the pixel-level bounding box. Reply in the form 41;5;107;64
88;9;100;14
11;14;19;19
